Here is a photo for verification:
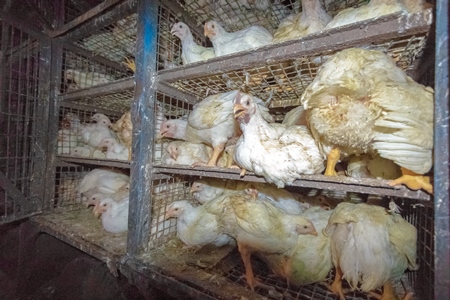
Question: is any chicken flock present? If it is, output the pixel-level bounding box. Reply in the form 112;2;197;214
59;0;434;299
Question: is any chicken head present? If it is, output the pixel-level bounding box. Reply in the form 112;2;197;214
165;201;188;219
233;92;257;124
204;20;221;39
93;198;112;217
171;22;189;39
90;113;110;123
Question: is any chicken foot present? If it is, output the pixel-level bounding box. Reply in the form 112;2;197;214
388;167;433;194
323;266;346;300
368;281;414;300
192;143;225;167
324;148;340;176
238;242;275;292
124;57;136;73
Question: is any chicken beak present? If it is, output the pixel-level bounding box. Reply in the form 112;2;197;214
311;229;318;236
93;206;102;218
204;26;214;38
170;27;177;35
190;185;198;193
165;210;173;220
233;104;247;119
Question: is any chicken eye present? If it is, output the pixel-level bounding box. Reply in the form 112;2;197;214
166;125;170;128
211;24;215;28
303;225;308;229
174;208;179;211
102;203;107;207
245;101;250;105
179;25;182;28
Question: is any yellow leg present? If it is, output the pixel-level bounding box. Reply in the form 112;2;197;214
330;267;346;300
207;144;225;167
324;148;340;176
124;57;136;73
388;167;433;194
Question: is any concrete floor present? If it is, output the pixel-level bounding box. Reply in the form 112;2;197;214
0;220;176;300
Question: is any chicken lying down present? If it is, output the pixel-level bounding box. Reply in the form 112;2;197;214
233;92;325;188
77;168;130;205
258;206;333;286
159;91;271;167
346;154;401;180
165;200;233;248
98;138;129;161
324;0;406;30
273;0;331;43
93;197;129;233
85;183;129;207
205;189;318;291
300;48;434;193
171;22;215;65
81;116;117;157
324;202;417;300
204;20;273;57
191;179;312;214
64;69;115;90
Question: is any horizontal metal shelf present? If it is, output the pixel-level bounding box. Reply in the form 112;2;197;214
158;9;432;107
57;155;131;169
154;165;431;201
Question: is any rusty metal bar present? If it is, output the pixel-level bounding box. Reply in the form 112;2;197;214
0;10;48;40
48;0;122;38
157;82;198;105
434;0;450;298
158;10;433;83
57;156;130;169
153;165;431;201
61;0;137;43
127;0;158;256
59;77;134;101
0;171;33;212
58;100;124;117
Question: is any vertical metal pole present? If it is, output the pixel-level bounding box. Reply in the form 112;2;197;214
434;0;449;298
127;0;158;256
29;35;52;213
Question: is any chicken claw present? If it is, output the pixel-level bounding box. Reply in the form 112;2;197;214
324;148;340;176
124;57;136;73
388;167;433;194
368;282;413;300
323;267;346;300
190;161;209;168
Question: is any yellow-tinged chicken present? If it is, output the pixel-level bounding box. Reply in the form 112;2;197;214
111;111;132;161
273;0;331;43
233;92;324;188
324;0;406;30
205;189;318;291
346;154;402;180
300;48;434;193
258;206;333;286
324;202;417;300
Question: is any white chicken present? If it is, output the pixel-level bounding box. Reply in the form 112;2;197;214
159;91;245;167
273;0;331;43
233;92;325;188
324;202;417;300
64;69;115;89
81;118;115;157
171;22;215;65
300;48;434;193
205;189;318;291
93;197;129;233
324;0;406;30
190;179;229;204
165;200;233;248
98;138;129;161
77;168;130;205
204;20;273;57
281;105;308;126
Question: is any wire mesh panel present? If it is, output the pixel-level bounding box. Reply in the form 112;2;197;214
153;91;193;164
53;165;90;209
168;31;429;108
148;175;192;248
0;20;47;223
56;103;123;159
60;47;132;92
176;0;369;34
63;0;103;24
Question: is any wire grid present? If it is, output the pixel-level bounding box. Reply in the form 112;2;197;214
176;0;369;34
149;175;194;247
153;92;193;164
61;48;132;93
170;32;429;108
156;4;209;71
401;200;434;300
0;22;45;220
71;88;134;112
52;165;89;208
64;0;103;24
75;13;137;64
56;105;122;157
